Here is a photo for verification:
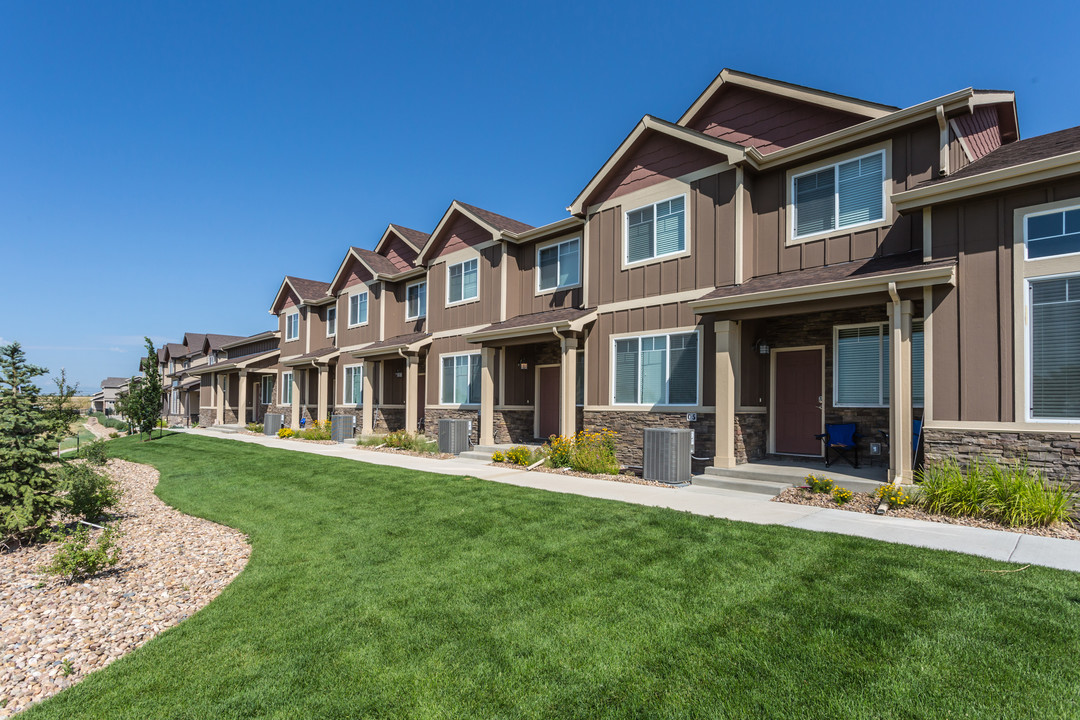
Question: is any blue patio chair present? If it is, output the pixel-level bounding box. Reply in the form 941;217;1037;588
816;423;862;468
879;418;924;469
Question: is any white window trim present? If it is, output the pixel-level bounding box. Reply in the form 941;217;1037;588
326;305;337;337
343;363;364;406
609;327;702;408
445;258;480;308
787;143;892;246
438;350;481;407
535;236;582;294
832;321;925;409
1024;272;1080;423
281;371;293;405
1023;203;1080;262
622;193;690;268
261;376;275;405
347;290;369;328
285;311;300;342
406;280;427;320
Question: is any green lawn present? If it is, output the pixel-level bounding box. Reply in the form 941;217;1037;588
57;416;96;453
25;433;1080;719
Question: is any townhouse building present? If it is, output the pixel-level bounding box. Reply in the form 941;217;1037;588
184;68;1080;486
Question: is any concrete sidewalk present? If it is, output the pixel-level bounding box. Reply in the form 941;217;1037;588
177;428;1080;573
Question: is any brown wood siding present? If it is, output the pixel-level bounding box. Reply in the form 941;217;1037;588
431;214;493;258
336;282;383;349
383;236;418;271
953;107;1002;162
588;169;737;307
585;303;714;407
590;133;722;207
686;86;867;155
227;338;278;360
507;238;585;317
949;127;971;173
342;258;374;290
200;377;211;406
380;279;427;339
428;244;503;330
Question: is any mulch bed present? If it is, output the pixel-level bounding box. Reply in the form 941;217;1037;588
355;446;455;460
774;487;1080;540
488;462;674;489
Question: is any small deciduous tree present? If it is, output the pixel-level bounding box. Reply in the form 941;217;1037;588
0;342;70;543
117;337;164;440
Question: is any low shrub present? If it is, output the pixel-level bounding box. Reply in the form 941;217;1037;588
382;430;441;454
246;423;264;433
58;464;122;521
546;435;573;468
91;412;129;432
875;482;914;508
156;419;168;428
831;486;854;505
544;430;619;475
805;474;835;493
80;439;109;466
43;524;122;584
277;427;295;439
491;451;505;463
297;421;331;441
504;446;534;466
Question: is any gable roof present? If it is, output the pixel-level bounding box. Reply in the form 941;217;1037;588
374;224;429;255
418;201;535;264
269;275;332;314
203;334;247;353
162;343;187;361
328;245;425;294
101;377;128;389
677;68;897;129
181;333;207;353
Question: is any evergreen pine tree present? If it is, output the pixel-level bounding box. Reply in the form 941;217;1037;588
117;337;164;439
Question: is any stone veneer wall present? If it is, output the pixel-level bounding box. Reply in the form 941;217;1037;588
198;409;216;427
266;404;317;428
735;412;767;463
582;411;715;469
494;410;535;444
223;408;239;425
425;408;481;444
377;408;405;433
923;428;1080;491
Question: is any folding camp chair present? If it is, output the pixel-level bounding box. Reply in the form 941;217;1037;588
816;423;862;468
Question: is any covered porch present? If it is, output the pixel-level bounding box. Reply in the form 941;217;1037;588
191;350;282;427
281;348;339;430
349;332;431;436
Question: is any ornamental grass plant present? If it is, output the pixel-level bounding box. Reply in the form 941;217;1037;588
544;430;619;475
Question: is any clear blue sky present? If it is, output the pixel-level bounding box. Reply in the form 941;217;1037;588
2;0;1077;392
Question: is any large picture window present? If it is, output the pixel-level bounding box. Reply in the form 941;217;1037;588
538;238;580;291
407;281;427;319
833;321;924;407
1025;206;1080;259
613;331;698;405
626;196;686;265
344;365;364;405
793;150;885;240
348;291;368;327
447;259;478;305
1029;276;1080;419
440;353;481;405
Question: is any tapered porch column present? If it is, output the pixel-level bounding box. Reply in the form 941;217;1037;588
888;300;914;484
215;373;226;426
361;361;374;435
713;320;737;469
316;364;329;424
237;370;248;426
290;369;302;430
559;337;578;438
480;347;496;445
405;355;419;434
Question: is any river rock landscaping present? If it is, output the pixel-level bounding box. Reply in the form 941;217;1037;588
0;459;250;717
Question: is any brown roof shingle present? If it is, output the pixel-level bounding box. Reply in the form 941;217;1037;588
357;332;431;353
391;225;430;249
285;276;331;302
472;308;594;336
457;201;535;235
353;248;404;277
916;125;1080;189
204;334;247;351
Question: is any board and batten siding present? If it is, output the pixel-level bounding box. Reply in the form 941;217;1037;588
504;237;584;318
590;133;726;208
428;243;503;330
382;280;426;339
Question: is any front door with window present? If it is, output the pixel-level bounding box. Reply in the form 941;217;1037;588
774;349;823;455
537;365;560;439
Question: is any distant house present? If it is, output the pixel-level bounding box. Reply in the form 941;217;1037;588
90;377;129;414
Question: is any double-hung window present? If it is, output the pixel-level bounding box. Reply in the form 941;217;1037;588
1025;206;1080;259
447;259;478;304
348;291;368;327
207;352;217;366
407;281;427;319
626;196;686;265
833;321;924;407
537;238;580;291
344;365;364;405
1029;275;1080;419
170;390;179;415
613;331;698;405
281;372;293;405
285;312;299;341
326;306;337;337
792;150;885;240
440;353;481;405
261;376;275;405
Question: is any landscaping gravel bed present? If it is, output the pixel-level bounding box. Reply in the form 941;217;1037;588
355;446;454;460
489;462;674;488
773;487;1080;540
0;459;250;717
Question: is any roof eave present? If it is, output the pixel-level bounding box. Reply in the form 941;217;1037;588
463;311;597;343
220;331;281;350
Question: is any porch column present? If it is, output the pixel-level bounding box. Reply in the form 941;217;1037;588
888;300;914;484
237;370;248;426
317;364;329;424
479;347;496;445
713;320;737;468
405;355;419;434
361;362;374;435
290;369;301;430
559;336;578;438
215;373;225;426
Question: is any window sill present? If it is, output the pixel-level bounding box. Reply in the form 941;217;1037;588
445;297;479;309
535;282;581;297
788;218;889;247
622;248;690;271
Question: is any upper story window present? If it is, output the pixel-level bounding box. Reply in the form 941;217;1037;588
407;281;427;320
440;352;481;405
170;360;176;373
285;312;299;341
348;291;368;327
537;238;580;292
833;321;924;408
326;306;337;337
1025;206;1080;259
626;196;686;265
207;352;217;366
183;359;190;369
793;150;885;240
447;258;478;305
613;331;698;406
1028;275;1080;420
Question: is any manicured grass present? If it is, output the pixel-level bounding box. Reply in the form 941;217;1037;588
58;416;96;453
25;433;1080;719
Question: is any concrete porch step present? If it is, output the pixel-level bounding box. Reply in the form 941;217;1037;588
692;473;793;497
698;464;886;495
459;450;495;461
206;424;242;435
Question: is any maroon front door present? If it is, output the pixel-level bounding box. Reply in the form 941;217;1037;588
537;366;560;439
774;349;823;455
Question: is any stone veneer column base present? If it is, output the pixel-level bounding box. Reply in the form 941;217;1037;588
582;411;715;469
424;408;481;444
493;410;536;444
198;409;216;427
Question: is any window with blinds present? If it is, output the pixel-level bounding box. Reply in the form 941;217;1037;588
348;291;368;326
285;312;299;341
793;150;885;240
448;258;479;304
1026;207;1080;259
625;195;686;264
406;281;426;319
612;332;698;405
1030;276;1080;419
834;321;924;407
538;238;580;291
441;353;481;405
344;365;364;405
